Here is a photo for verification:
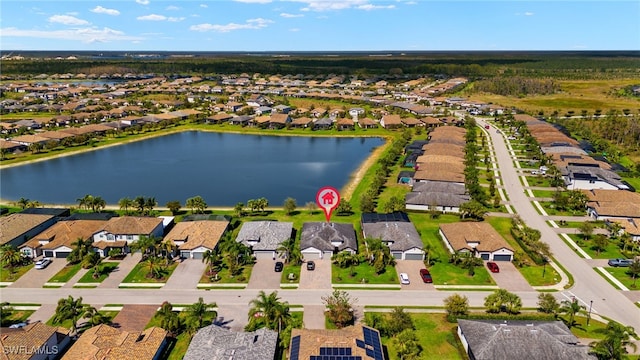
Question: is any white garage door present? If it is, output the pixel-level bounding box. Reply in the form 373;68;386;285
254;251;276;260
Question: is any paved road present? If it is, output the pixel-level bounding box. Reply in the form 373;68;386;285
478;118;640;331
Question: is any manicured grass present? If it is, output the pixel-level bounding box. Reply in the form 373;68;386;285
523;176;553;187
122;261;179;283
569;234;626;259
366;312;464;360
0;263;34;282
78;262;119;283
538;202;586;216
281;263;301;284
559;315;609;340
486;216;560;286
2;310;35;325
48;263;82;283
199;263;253;284
602;267;640;290
622;177;640;192
530;189;556;198
428;262;495;286
332;263;398;285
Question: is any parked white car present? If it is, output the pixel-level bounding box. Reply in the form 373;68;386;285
400;272;410;285
34;257;51;269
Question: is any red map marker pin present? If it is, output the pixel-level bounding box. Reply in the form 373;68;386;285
316;186;340;222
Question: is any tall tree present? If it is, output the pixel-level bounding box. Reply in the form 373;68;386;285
283;197;297;215
559;299;585;328
166;200;181;215
52;295;87;334
0;245;24;270
118;197;134;215
185;297;217;335
589;321;638;360
248;291;291;332
393;329;421;360
444;293;469;320
537;293;560;314
322;290;357;329
156;302;181;337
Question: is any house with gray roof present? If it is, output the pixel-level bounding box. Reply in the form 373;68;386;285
183;325;277;360
361;213;425;260
300;222;357;260
457;319;595;360
562;165;629;191
235;221;293;259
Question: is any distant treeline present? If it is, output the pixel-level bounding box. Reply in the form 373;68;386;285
472;77;559;96
2;52;639;79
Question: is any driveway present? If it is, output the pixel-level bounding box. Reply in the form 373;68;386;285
246;258;282;290
303;305;326;329
215;304;250;331
98;253;141;288
10;257;67;288
395;260;434;290
163;259;206;290
486;261;532;292
111;305;159;332
299;259;332;290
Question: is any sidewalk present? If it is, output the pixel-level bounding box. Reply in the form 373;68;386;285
98;253;141;288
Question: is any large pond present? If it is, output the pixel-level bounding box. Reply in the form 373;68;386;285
0;132;384;207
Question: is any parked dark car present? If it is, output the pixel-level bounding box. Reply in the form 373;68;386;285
274;261;284;272
306;261;315;271
608;258;633;267
419;268;432;283
487;261;500;273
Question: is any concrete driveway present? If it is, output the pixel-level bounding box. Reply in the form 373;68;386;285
10;257;67;288
395;260;434;290
299;259;332;290
215;304;250;331
163;259;206;290
246;258;282;290
486;261;532;292
99;253;141;288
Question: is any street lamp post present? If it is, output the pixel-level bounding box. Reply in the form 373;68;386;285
587;300;593;327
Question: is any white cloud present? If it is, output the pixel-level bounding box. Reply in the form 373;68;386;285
280;13;304;18
524;11;534;16
91;6;120;16
200;4;208;8
136;0;150;5
190;18;273;32
48;15;89;25
168;17;185;22
166;5;180;11
137;14;166;21
357;4;395;10
289;28;300;32
233;0;272;3
1;26;143;43
291;0;369;12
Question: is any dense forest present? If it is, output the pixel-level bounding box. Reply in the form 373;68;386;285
2;51;639;79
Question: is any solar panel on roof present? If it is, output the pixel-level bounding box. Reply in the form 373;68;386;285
290;336;301;360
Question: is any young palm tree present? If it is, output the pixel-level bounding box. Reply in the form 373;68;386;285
0;245;24;270
201;250;220;276
118;197;133;215
53;296;87;335
16;197;30;209
144;256;165;280
248;290;287;330
160;239;175;265
185;297;217;335
156;302;181;337
277;238;296;264
590;321;638;359
559;299;585;328
83;306;109;326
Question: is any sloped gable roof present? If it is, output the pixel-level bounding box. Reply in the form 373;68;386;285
300;222;357;252
235;221;293;251
361;221;423;252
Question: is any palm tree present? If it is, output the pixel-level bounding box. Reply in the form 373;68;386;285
202;250;220;276
277;238;296;264
144;256;165;280
0;245;24;270
160;239;175;265
144;197;157;215
118;197;133;215
16;197;30;209
76;194;93;211
134;196;146;214
156;302;181;337
248;291;290;331
90;196;106;213
52;296;87;334
83;306;109;326
559;299;585;328
185;297;217;335
590;321;638;359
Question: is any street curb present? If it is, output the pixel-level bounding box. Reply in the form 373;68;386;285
594;267;630;291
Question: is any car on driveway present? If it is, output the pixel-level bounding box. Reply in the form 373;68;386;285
9;322;27;329
399;272;410;285
274;261;284;272
487;261;500;273
306;261;315;271
608;258;633;267
34;257;51;270
419;268;432;283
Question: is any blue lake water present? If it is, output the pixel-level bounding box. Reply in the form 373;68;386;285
0;132;384;207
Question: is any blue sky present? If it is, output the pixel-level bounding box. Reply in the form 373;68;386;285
1;0;638;51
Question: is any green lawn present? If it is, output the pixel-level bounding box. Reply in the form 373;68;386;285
48;263;82;283
621;177;640;192
1;263;34;282
569;234;626;259
538;202;586;216
559;315;609;340
281;263;301;284
366;312;464;360
122;261;179;283
428;262;495;286
78;262;119;283
530;189;556;198
332;263;398;285
602;267;640;290
524;176;553;187
199;263;253;284
2;310;35;325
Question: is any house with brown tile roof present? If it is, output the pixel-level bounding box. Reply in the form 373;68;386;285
414;169;465;184
269;113;291;129
415;154;465;166
19;219;107;259
8;134;50;146
357;117;378;129
336;118;355;131
206;113;233;124
290;324;386;360
416;161;465;176
164;220;229;259
92;217;164;252
582;189;640;220
380;114;402;129
1;213;57;248
606;218;640;241
439;222;514;261
62;324;167;360
421;143;465;157
400;117;422;127
37;130;75;141
0;321;70;360
419;116;444;128
290;116;314;128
